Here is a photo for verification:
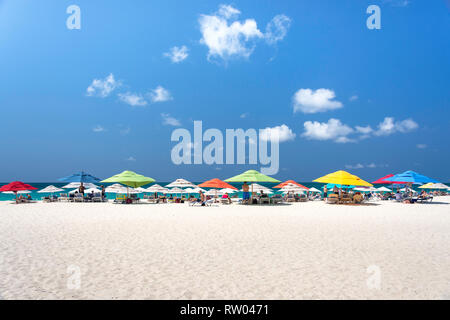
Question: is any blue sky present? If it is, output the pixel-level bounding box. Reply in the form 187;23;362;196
0;0;449;182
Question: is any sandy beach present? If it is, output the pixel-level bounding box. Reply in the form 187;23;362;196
0;198;449;300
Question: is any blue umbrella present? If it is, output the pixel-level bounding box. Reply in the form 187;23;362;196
58;171;101;183
384;171;438;184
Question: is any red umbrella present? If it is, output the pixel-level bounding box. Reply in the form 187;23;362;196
0;181;37;192
198;178;237;190
273;180;309;190
372;174;406;184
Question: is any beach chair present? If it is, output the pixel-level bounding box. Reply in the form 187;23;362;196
58;193;69;202
114;195;126;204
74;194;84;202
353;193;364;204
260;197;270;204
327;194;339;204
298;194;308;202
42;196;51;203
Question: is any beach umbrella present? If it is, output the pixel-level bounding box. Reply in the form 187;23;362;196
354;187;377;192
313;170;373;187
322;183;355;189
0;181;37;201
62;182;98;189
419;183;449;189
273;180;308;190
280;184;305;194
225;169;280;183
105;183;125;193
101;171;155;197
198;178;237;190
145;184;168;194
191;187;207;193
101;171;155;188
165;179;197;188
199;178;237;198
58;171;100;184
384;171;438;185
372;174;407;185
38;185;64;193
240;183;272;192
220;188;238;194
133;187;147;193
38;185;64;197
376;186;392;192
225;170;280;201
308;187;322;193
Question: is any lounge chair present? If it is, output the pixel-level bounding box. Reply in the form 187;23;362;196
298;194;308;202
74;194;84;202
327;194;339;204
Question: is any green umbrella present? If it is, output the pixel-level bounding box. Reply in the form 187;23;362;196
101;171;155;188
225;169;280;183
225;170;280;202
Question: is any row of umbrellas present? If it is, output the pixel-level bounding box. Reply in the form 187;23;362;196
1;169;447;200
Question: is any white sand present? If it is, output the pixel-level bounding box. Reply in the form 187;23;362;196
0;198;449;300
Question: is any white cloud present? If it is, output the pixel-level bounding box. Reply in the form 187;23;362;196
240;112;249;118
86;73;120;98
149;86;172;102
349;95;358;101
199;5;264;60
92;125;106;133
293;88;343;114
164;45;189;63
345;163;386;169
161;113;181;126
302;118;354;143
126;156;136;161
374;117;418;136
118;92;147;106
345;163;364;169
260;124;296;142
217;4;241;19
355;125;373;140
302;117;418;143
265;14;291;44
416;144;427;149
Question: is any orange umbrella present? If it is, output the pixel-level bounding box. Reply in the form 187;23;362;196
198;178;238;190
273;180;308;190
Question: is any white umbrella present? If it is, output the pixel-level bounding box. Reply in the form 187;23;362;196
376;186;392;192
308;187;321;193
63;182;98;189
220;188;237;194
38;185;64;193
133;187;147;193
420;183;449;190
206;189;223;196
191;187;206;193
105;183;125;193
240;183;272;192
165;179;197;188
146;185;168;194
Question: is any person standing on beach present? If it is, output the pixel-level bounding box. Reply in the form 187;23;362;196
242;182;250;204
323;185;328;201
101;185;105;199
79;183;85;196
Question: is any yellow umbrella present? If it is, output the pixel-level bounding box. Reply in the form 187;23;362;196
313;170;373;187
419;183;433;189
